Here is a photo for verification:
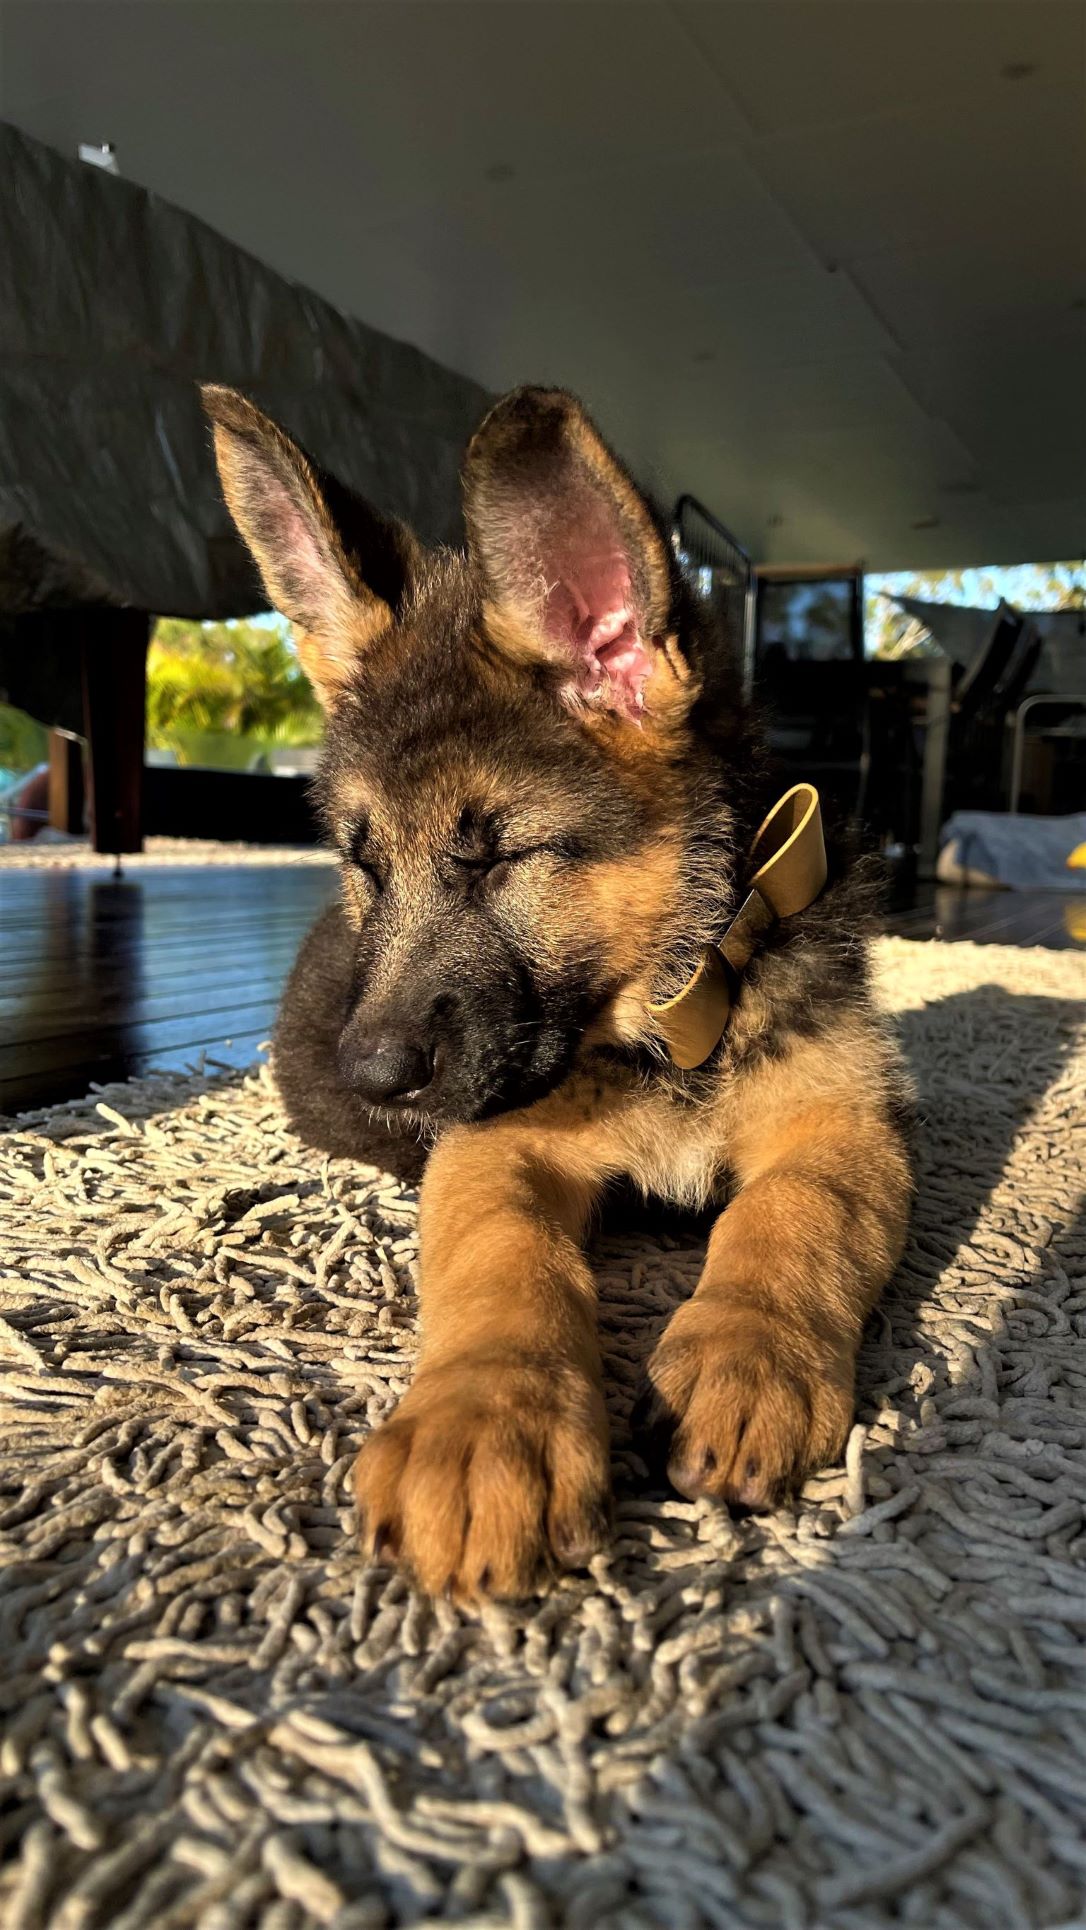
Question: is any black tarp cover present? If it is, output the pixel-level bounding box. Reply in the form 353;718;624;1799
0;121;492;622
894;595;1085;691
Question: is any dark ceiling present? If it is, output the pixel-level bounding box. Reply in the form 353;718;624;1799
3;0;1084;569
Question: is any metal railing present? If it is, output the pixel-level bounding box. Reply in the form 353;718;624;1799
671;494;756;695
1010;693;1086;813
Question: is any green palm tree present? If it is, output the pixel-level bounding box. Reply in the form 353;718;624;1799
147;617;323;762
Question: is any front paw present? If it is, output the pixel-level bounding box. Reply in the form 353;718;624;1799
353;1354;610;1599
637;1300;854;1509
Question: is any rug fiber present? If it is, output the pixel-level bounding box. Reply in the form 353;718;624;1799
1;936;1084;1930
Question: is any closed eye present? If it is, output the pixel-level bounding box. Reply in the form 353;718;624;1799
343;818;385;891
453;838;585;879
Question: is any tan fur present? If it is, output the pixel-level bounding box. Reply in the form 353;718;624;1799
513;838;682;988
296;626;385;700
465;390;673;648
355;1122;610;1597
202;386;396;701
480;599;697;745
326;724;689;1019
355;1018;911;1595
203;380;911;1603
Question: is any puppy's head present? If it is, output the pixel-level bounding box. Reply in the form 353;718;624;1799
204;383;718;1124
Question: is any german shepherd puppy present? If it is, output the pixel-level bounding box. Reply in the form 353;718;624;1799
204;383;912;1601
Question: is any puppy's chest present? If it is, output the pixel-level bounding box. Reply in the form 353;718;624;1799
617;1083;736;1210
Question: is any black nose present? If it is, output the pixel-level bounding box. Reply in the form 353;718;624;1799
342;1033;433;1106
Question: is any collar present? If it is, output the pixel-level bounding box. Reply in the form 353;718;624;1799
648;783;827;1070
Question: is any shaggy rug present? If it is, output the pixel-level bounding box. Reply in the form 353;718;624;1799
0;937;1084;1930
0;839;337;871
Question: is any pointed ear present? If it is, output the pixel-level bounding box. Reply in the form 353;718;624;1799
463;387;680;723
201;386;419;704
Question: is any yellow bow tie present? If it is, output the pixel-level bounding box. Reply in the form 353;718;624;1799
649;783;828;1070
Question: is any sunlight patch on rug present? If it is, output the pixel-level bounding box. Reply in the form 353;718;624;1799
0;838;337;870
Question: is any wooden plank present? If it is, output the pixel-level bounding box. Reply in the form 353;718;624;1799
883;907;939;937
0;862;333;892
0;1031;275;1118
0;973;295;1045
0;954;299;1019
1020;915;1078;949
0;868;335;924
48;731;86;836
0;890;332;933
885;887;1086;948
936;895;1042;944
0;943;304;1003
0;860;337;1112
0;1000;280;1080
0;909;323;969
0;858;333;886
0;879;332;929
0;945;305;1000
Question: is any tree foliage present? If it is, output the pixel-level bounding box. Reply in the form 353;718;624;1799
865;560;1086;660
146;617;323;754
0;703;48;780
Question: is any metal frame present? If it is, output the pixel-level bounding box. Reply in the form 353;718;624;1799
914;656;953;877
671;494;756;694
1010;693;1086;814
750;561;869;828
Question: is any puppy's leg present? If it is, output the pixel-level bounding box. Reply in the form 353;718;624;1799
354;1121;610;1598
642;1050;911;1508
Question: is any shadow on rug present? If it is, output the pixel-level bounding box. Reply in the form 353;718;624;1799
0;937;1084;1930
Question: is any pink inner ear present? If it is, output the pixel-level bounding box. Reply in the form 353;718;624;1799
270;496;335;614
543;540;655;723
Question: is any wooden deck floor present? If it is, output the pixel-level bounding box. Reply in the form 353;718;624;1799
1;863;1081;1116
0;863;336;1115
886;881;1086;950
